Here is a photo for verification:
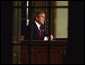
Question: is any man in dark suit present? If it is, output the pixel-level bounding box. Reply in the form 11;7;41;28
24;11;51;40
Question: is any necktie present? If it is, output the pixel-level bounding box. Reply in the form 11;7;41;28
38;26;42;37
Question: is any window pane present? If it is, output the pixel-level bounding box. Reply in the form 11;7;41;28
13;1;22;6
13;1;49;7
56;1;68;6
13;8;22;43
21;8;26;18
54;8;68;38
12;45;21;64
30;1;49;7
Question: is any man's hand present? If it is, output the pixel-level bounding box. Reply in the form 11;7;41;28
44;35;53;41
44;36;48;41
50;35;53;40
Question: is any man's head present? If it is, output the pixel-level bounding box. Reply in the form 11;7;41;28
35;11;46;25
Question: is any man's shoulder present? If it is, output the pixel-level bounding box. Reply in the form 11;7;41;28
27;21;36;26
27;20;38;30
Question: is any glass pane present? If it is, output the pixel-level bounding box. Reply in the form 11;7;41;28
13;1;49;7
13;1;22;6
13;8;22;43
21;20;27;35
56;1;68;6
21;1;27;6
12;45;21;64
21;8;26;18
54;8;68;38
30;1;49;7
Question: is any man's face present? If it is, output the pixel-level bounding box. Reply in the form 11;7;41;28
36;13;46;25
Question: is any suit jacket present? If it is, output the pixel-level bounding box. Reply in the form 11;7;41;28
24;21;48;40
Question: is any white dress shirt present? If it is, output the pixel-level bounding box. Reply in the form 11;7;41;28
35;21;41;30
